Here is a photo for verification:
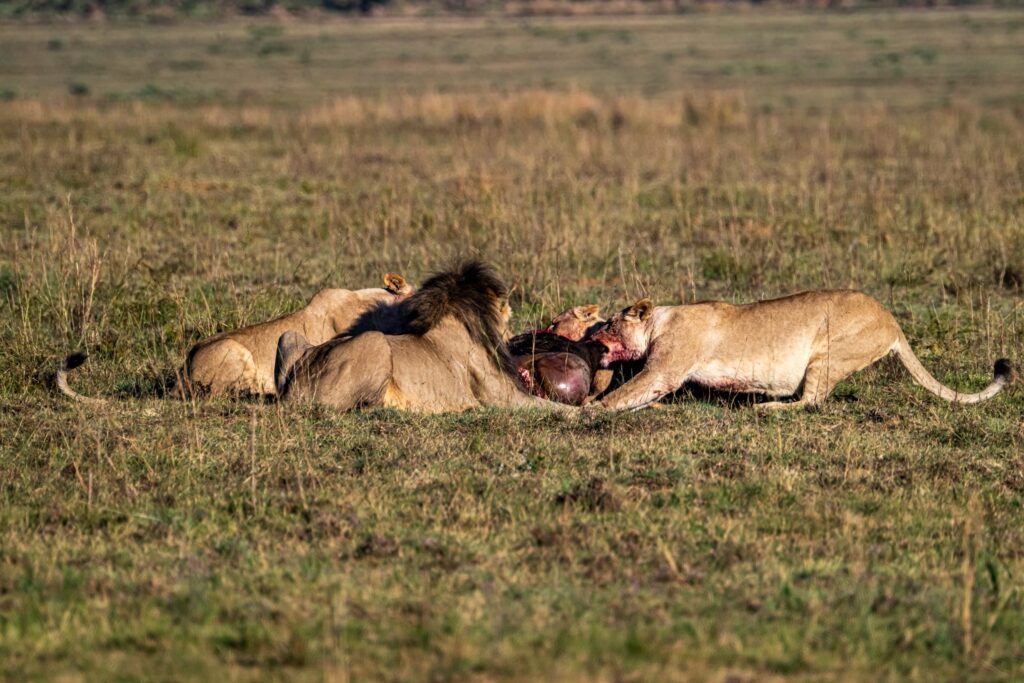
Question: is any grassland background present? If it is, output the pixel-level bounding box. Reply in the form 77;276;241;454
10;0;1024;22
2;9;1024;682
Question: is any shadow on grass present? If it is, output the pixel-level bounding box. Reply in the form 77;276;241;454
110;369;277;404
601;361;856;410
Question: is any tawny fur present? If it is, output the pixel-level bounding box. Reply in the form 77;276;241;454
592;290;1013;411
56;273;412;403
275;261;564;413
544;304;605;342
173;273;411;398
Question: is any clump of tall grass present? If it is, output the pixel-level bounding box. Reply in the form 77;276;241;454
299;89;752;131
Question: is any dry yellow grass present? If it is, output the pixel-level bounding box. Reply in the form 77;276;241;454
1;9;1023;682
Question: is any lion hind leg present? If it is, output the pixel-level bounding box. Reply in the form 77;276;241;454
754;360;862;411
184;339;259;397
756;328;898;411
296;333;393;411
275;331;313;397
753;366;824;411
754;361;835;411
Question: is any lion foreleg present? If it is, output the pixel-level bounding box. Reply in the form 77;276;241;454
597;369;681;412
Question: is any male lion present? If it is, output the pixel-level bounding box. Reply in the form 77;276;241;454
275;261;562;413
57;273;412;403
591;290;1013;411
172;273;412;398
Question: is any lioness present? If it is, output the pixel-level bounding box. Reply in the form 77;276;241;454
275;261;563;413
542;304;605;341
592;290;1013;411
172;273;412;398
56;273;412;404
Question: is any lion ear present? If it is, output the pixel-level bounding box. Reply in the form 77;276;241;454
383;272;407;294
625;298;654;321
574;304;601;320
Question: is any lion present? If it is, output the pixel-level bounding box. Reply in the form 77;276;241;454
542;304;605;341
57;273;412;403
170;272;412;398
274;261;564;413
591;290;1013;411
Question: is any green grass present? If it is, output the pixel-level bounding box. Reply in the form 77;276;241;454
1;9;1024;682
1;11;1023;107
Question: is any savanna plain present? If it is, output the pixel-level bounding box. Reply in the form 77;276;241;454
1;9;1024;681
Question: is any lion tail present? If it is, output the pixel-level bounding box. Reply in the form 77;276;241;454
275;331;312;397
893;330;1013;404
56;352;108;404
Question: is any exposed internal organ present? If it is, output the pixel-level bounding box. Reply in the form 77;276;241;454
531;353;592;405
509;332;603;406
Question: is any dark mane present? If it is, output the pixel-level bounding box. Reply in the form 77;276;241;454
343;297;409;337
343;260;517;377
409;260;516;374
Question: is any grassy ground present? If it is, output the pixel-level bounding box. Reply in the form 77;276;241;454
2;9;1024;682
3;11;1024;107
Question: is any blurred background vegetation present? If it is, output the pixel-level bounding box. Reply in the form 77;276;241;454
6;0;1024;20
